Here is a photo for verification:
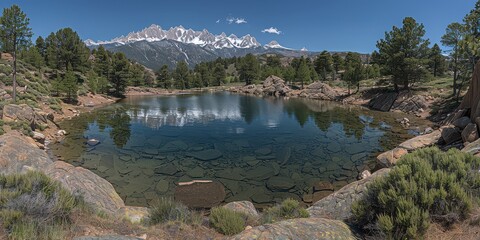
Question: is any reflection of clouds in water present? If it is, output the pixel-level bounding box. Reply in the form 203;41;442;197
127;108;243;128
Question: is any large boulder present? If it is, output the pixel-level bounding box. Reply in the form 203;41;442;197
0;131;52;174
45;161;125;215
174;181;225;208
462;123;479;143
307;168;390;221
230;218;356;240
441;127;462;144
398;130;441;151
453;116;472;129
376;147;408;167
223;201;259;218
462;138;480;155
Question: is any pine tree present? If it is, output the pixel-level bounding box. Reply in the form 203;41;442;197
62;64;78;102
332;53;345;80
23;46;44;68
428;44;446;77
110;52;130;96
174;61;189;89
376;17;430;91
442;22;465;95
129;63;144;86
0;5;33;103
343;52;364;94
157;64;170;88
239;54;259;85
314;51;333;81
296;57;310;89
213;63;226;86
35;36;46;58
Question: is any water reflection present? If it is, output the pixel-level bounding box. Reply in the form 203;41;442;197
51;92;426;207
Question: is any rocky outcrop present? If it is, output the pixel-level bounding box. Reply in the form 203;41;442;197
0;131;125;216
298;81;339;100
376;147;408;168
398;130;441;151
174;181;226;208
45;161;125;215
0;131;52;174
230;218;356;240
368;92;398;112
262;75;291;97
307;168;390;221
2;104;49;129
230;77;340;100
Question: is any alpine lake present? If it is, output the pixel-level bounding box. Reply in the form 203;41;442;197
50;92;431;208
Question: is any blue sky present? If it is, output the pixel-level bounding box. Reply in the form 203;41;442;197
0;0;477;53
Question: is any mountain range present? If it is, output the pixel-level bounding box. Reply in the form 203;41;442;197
85;24;314;70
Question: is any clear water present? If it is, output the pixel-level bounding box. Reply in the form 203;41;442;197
50;92;427;207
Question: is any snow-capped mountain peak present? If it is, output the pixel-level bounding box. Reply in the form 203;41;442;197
85;24;262;49
264;40;289;49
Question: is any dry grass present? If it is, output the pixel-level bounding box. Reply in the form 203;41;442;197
425;208;480;240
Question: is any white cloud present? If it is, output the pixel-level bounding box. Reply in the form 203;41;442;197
262;27;282;35
216;19;220;24
227;17;247;24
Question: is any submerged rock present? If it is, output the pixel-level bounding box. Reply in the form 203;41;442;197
174;181;225;208
186;149;222;161
266;176;295;191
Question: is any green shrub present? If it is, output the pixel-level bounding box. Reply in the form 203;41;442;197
352;147;480;239
261;198;309;224
7;121;33;137
0;171;79;240
209;207;246;235
148;197;191;225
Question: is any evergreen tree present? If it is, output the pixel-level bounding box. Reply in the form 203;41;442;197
54;28;90;72
174;61;189;89
23;46;44;68
283;66;296;84
213;63;226;86
35;36;46;58
442;22;465;95
314;51;333;80
428;44;446;77
45;32;58;68
0;5;32;103
343;52;364;94
239;53;259;85
51;71;62;96
129;63;144;86
376;17;430;91
110;52;130;96
332;53;345;80
157;64;170;88
62;64;78;102
296;57;310;89
86;69;108;94
93;45;111;78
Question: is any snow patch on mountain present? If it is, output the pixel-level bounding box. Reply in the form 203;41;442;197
264;41;289;50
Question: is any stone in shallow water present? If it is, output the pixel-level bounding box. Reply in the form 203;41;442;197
313;181;334;192
143;148;158;155
159;140;188;152
313;191;333;202
215;168;245;181
154;163;178;175
186;149;222;161
87;139;100;146
311;146;326;157
267;176;295;191
256;155;275;160
174;181;225;208
246;166;275;180
155;180;169;193
187;166;205;178
250;191;273;204
345;143;365;155
326;143;341;153
255;147;272;156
